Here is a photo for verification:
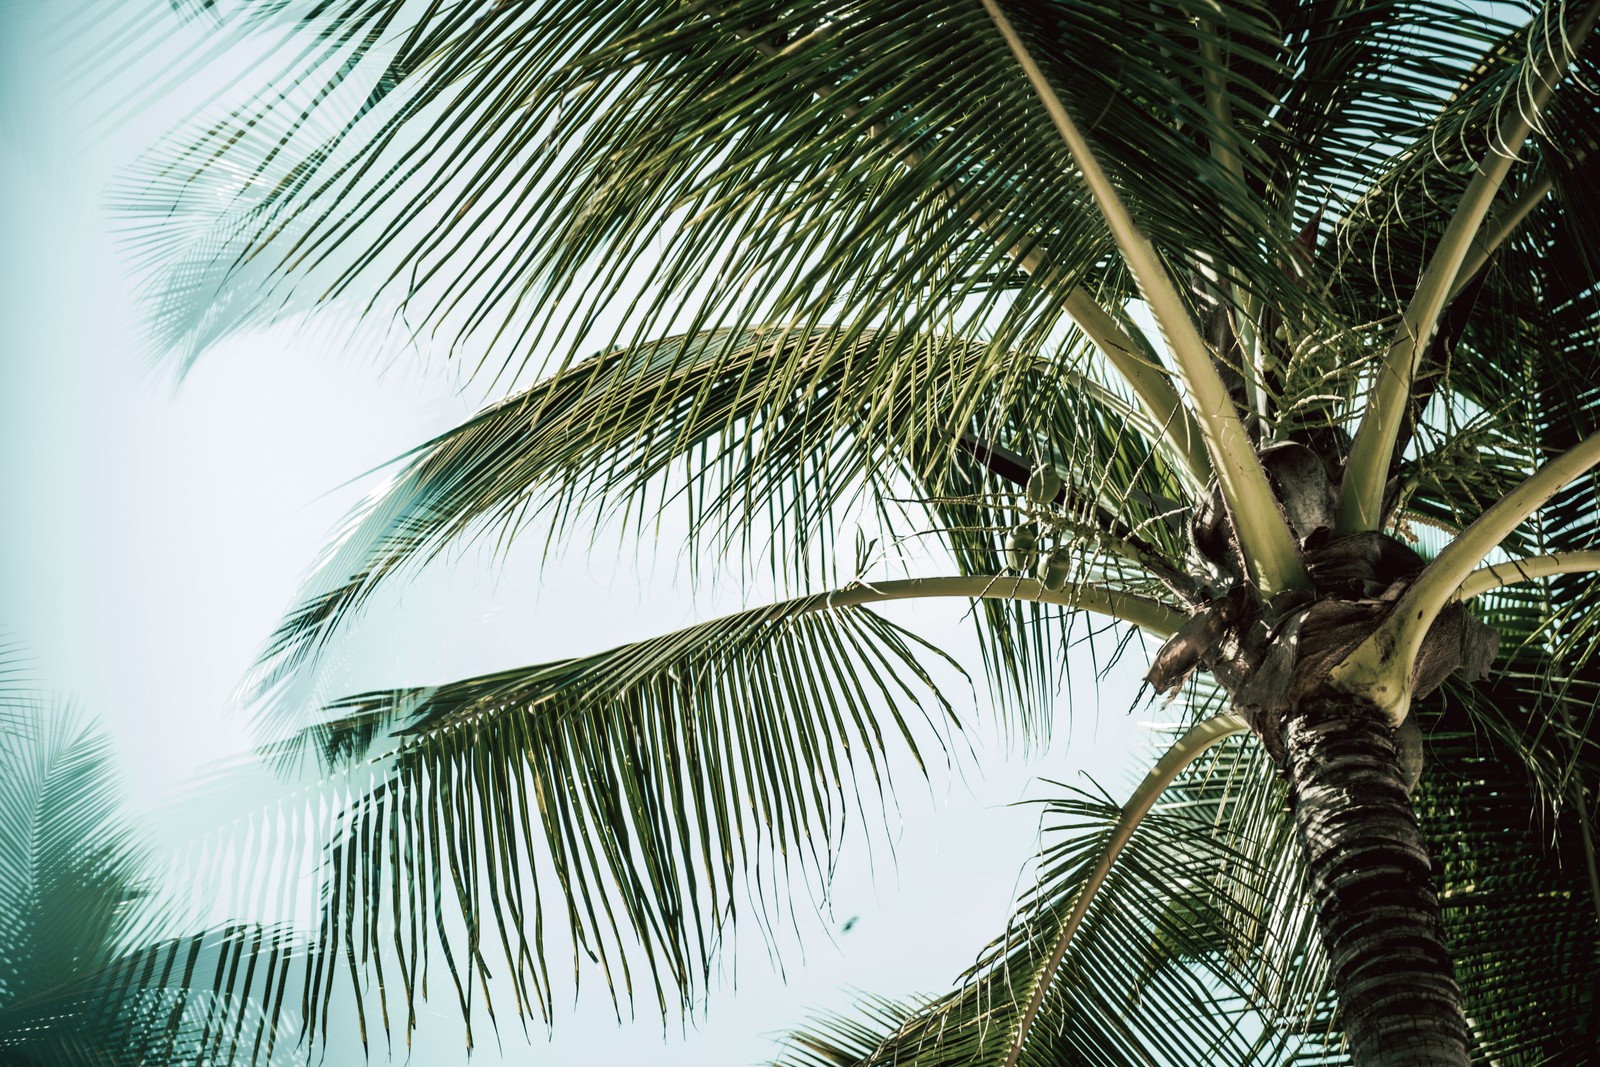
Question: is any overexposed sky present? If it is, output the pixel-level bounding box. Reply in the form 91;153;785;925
1;6;1162;1064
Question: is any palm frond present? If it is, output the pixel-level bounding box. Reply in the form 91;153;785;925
0;636;34;732
0;703;156;1008
206;589;991;1050
244;324;1187;737
777;677;1600;1067
113;0;1519;399
1410;680;1600;1062
775;728;1343;1067
0;701;303;1066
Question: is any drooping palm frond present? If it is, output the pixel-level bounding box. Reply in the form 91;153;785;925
111;0;1525;395
201;568;1186;1053
213;592;972;1048
775;679;1600;1067
0;704;155;1026
0;701;303;1066
245;323;1188;742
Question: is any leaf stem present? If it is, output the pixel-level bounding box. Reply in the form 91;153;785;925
1338;0;1600;533
1000;714;1248;1067
980;0;1305;595
1333;431;1600;720
818;575;1185;638
1455;550;1600;600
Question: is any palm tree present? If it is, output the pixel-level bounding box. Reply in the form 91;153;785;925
0;686;303;1066
107;0;1600;1064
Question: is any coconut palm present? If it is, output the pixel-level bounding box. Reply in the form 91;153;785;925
106;0;1600;1064
0;687;303;1066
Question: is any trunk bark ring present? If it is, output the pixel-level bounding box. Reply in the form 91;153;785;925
1282;693;1469;1066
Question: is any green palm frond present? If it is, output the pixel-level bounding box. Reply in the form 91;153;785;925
113;0;1520;388
1412;686;1600;1063
1328;37;1600;473
775;683;1600;1067
213;590;988;1049
780;995;934;1067
0;703;156;1011
116;0;1110;372
220;568;1182;1052
245;323;1185;736
0;701;303;1066
0;636;33;730
774;726;1344;1067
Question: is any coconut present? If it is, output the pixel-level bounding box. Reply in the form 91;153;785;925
1259;439;1334;541
1004;525;1039;572
1037;546;1072;591
1025;465;1063;506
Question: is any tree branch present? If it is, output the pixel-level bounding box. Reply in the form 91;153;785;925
980;0;1306;595
729;16;1213;485
819;575;1186;638
1338;0;1600;533
954;431;1202;604
1456;550;1600;601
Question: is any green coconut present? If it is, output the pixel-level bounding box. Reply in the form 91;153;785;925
1025;465;1063;506
1037;546;1072;591
1004;524;1039;572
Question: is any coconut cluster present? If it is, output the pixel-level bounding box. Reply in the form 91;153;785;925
1002;464;1073;591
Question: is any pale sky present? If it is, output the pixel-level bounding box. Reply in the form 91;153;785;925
1;6;1161;1064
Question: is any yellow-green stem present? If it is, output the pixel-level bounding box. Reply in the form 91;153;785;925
819;575;1185;638
981;0;1306;595
1338;0;1600;533
1001;714;1248;1067
1456;550;1600;601
1334;431;1600;721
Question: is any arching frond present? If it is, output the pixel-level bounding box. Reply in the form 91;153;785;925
187;569;1184;1053
245;324;1190;737
0;702;302;1066
776;679;1600;1067
113;0;1521;406
204;591;969;1049
1411;677;1600;1061
775;728;1342;1067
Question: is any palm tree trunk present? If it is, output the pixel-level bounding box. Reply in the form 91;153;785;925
1281;692;1469;1067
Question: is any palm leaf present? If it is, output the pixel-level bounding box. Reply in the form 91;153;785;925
0;701;302;1066
112;0;1521;397
1412;684;1600;1063
775;725;1344;1067
244;324;1187;739
198;590;992;1050
777;676;1600;1067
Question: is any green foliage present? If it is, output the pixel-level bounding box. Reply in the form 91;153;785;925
778;732;1340;1066
76;0;1600;1061
0;697;302;1066
780;695;1600;1066
278;597;964;1040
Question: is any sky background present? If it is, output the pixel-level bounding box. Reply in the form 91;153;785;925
0;6;1161;1064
